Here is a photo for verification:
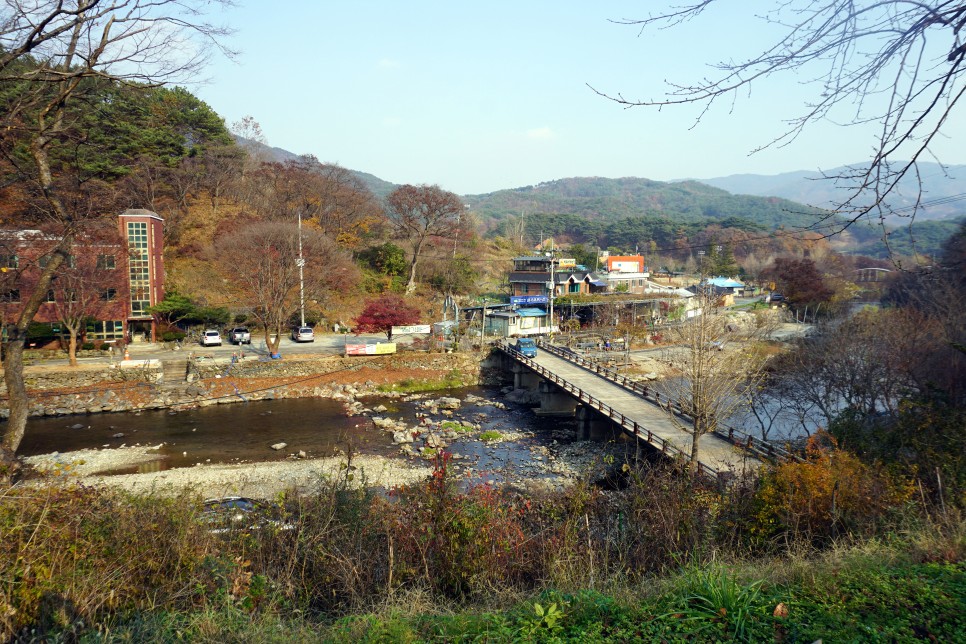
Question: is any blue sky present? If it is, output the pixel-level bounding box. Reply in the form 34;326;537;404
195;1;964;195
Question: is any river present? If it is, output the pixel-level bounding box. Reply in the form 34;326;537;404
16;387;587;480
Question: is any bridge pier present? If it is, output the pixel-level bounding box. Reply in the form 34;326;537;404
576;404;618;441
511;362;541;391
535;380;578;416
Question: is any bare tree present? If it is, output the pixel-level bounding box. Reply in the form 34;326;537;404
385;184;465;294
0;0;233;475
598;2;966;241
212;222;358;354
655;295;770;468
48;229;127;366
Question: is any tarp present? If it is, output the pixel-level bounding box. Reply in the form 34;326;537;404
589;280;607;287
515;307;547;317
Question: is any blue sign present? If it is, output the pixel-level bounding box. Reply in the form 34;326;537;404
511;295;548;305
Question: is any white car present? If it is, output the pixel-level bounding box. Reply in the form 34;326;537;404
291;326;314;342
200;330;222;346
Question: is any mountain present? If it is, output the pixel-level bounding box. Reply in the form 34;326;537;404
700;162;966;223
464;176;832;231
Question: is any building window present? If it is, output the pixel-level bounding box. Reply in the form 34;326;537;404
86;320;124;340
1;289;20;302
100;288;117;301
126;221;151;315
38;254;75;269
96;254;116;270
0;254;17;269
569;283;580;293
45;290;56;303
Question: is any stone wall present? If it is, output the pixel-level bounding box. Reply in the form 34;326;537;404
1;350;497;419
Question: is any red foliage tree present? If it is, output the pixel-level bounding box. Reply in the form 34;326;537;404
354;294;421;341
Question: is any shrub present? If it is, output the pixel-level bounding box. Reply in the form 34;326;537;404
755;432;914;544
161;331;186;342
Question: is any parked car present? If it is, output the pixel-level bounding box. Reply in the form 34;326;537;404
200;330;222;346
291;326;315;342
229;327;251;344
512;337;537;358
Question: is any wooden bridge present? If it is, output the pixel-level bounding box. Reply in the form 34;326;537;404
495;340;795;480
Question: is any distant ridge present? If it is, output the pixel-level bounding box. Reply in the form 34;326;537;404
699;162;966;223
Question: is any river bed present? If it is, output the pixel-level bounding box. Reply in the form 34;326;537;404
19;386;628;495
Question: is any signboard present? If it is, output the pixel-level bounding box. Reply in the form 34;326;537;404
510;295;548;305
346;343;398;356
391;324;431;335
557;258;576;268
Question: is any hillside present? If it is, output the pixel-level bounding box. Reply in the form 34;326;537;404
233;136;396;198
226;134;963;258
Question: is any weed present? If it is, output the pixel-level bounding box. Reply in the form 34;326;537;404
479;430;502;442
668;563;769;642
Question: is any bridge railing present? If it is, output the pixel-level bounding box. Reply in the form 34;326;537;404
496;341;733;481
531;340;802;464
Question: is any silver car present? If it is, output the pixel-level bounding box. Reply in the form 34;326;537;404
291;326;314;342
200;330;222;346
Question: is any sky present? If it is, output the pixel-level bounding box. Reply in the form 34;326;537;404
193;1;964;196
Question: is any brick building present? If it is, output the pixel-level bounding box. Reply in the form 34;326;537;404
0;209;165;345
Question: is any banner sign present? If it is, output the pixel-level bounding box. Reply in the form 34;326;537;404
510;295;548;305
557;258;576;268
346;343;397;356
391;325;431;334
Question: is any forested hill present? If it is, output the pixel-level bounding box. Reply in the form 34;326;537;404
465;176;833;232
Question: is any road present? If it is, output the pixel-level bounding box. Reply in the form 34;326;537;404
32;331;401;368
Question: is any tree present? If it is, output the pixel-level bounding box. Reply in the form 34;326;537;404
0;0;233;474
212;222;358;354
48;230;127;366
385;185;465;294
354;294;421;341
600;2;966;240
655;295;769;469
766;257;836;313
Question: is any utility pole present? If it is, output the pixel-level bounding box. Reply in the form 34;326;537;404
297;210;306;327
547;239;555;338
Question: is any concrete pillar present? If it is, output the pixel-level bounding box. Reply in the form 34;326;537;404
575;404;617;441
511;363;541;391
535;380;577;416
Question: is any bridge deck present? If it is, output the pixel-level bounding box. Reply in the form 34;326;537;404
514;347;761;476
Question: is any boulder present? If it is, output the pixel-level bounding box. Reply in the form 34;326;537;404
436;397;461;410
392;431;414;444
270;442;287;451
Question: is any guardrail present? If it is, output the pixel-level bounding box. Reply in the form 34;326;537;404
496;341;729;481
534;340;802;463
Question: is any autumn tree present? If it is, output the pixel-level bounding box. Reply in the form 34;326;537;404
766;257;836;315
212;222;358;354
0;0;233;473
600;1;966;241
354;294;421;341
385;184;465;294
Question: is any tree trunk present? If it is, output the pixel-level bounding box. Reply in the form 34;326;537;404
68;331;79;367
1;338;28;482
406;238;424;294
